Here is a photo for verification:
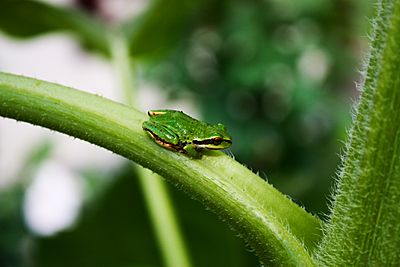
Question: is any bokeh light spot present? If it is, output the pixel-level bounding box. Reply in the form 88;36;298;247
23;161;83;236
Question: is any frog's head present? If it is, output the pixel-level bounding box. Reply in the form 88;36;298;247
193;123;232;150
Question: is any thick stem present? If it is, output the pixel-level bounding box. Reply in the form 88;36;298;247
0;72;321;266
315;1;400;265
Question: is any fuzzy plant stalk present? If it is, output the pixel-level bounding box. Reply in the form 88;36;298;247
315;0;400;265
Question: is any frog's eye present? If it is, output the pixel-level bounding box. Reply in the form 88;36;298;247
212;138;223;145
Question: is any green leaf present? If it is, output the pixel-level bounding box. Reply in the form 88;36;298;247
123;0;221;59
315;0;400;265
0;72;321;266
0;186;26;267
0;0;109;54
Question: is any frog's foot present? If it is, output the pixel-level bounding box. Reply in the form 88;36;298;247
183;144;202;159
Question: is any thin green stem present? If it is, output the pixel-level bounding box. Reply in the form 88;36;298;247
110;33;192;267
138;167;192;267
0;72;321;266
111;33;135;106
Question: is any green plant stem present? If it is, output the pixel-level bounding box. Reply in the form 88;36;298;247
0;72;321;266
138;167;192;267
111;33;135;105
314;0;400;265
111;32;192;267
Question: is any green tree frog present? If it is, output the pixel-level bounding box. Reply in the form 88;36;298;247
142;109;232;158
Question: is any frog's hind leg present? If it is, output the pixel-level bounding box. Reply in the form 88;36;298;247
142;120;180;151
147;109;177;116
147;109;182;117
151;134;181;152
147;110;167;116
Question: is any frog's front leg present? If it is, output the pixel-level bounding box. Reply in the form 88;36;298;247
183;144;202;158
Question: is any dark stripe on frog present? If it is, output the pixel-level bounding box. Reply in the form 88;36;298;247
192;138;232;146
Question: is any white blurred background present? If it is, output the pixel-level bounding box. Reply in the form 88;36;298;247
0;0;192;237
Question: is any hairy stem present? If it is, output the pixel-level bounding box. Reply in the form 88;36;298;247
315;0;400;265
0;72;321;266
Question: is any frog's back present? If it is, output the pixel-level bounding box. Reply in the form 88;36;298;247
148;109;211;141
170;111;209;139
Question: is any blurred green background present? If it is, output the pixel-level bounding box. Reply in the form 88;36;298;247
0;0;373;266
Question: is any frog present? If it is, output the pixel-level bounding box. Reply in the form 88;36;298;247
142;109;232;158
